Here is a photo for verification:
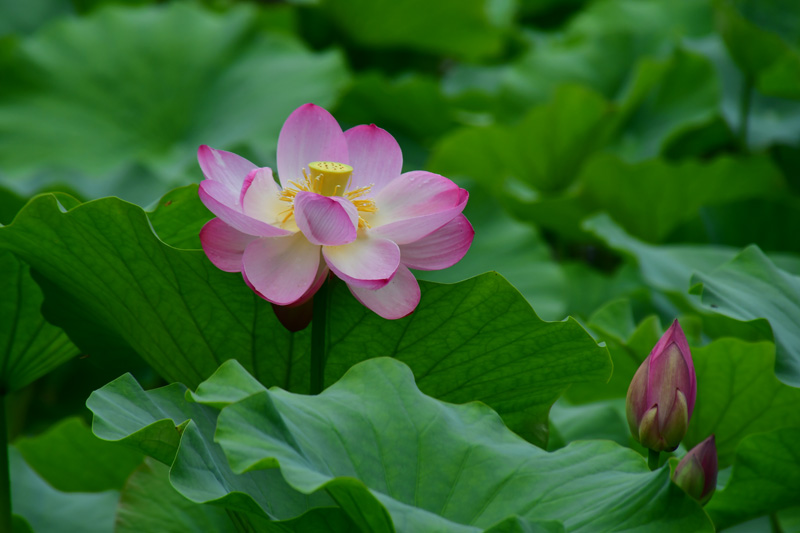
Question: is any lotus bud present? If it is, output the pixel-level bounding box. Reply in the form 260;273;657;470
673;435;718;505
626;320;696;452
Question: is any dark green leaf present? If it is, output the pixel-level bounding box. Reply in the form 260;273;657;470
707;428;800;528
0;250;78;393
690;246;800;386
686;339;800;468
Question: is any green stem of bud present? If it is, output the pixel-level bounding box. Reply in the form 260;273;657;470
648;449;660;471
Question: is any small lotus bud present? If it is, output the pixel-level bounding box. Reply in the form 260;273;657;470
626;320;696;452
673;435;718;505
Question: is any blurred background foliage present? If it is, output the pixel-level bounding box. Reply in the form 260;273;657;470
2;0;800;530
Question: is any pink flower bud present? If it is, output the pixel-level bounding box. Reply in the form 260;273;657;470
673;435;718;505
626;320;696;452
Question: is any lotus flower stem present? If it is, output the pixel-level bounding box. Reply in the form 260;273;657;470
0;394;11;533
310;279;330;395
648;449;659;471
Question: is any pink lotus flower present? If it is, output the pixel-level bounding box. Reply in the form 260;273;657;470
626;319;697;452
197;104;473;320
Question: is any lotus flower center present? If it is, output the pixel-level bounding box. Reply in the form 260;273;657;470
307;161;353;197
278;161;378;229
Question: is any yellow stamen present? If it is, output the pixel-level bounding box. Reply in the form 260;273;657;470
277;161;377;229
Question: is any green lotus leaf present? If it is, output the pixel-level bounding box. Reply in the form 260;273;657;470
686;338;800;468
194;357;711;532
707;427;800;528
0;2;348;203
1;191;610;446
690;245;800;386
14;417;143;492
9;446;118;533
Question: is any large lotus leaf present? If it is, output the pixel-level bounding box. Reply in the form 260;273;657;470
0;2;348;202
706;427;800;529
195;357;712;532
430;85;618;195
690;245;800;387
14;416;143;492
323;0;512;61
87;371;345;527
9;446;118;533
685;339;800;468
714;0;800;99
0;192;610;446
612;48;719;161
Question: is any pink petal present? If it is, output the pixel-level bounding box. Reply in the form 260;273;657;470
291;260;330;307
344;124;403;193
198;145;257;192
199;218;257;272
348;265;420;319
648;320;696;416
240;168;288;226
242;233;321;306
276;104;349;189
294;191;358;246
370;171;469;244
322;236;400;289
399;215;474;271
199;180;290;238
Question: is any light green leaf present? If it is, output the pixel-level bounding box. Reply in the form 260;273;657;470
0;3;348;203
584;213;799;343
14;417;143;492
87;372;345;525
9;446;118;533
443;0;712;118
612;48;720;161
198;358;712;532
335;73;456;145
707;428;800;528
690;245;800;386
715;0;800;99
324;0;511;61
577;153;785;243
430;85;617;194
686;339;800;468
0;0;72;37
1;192;610;447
